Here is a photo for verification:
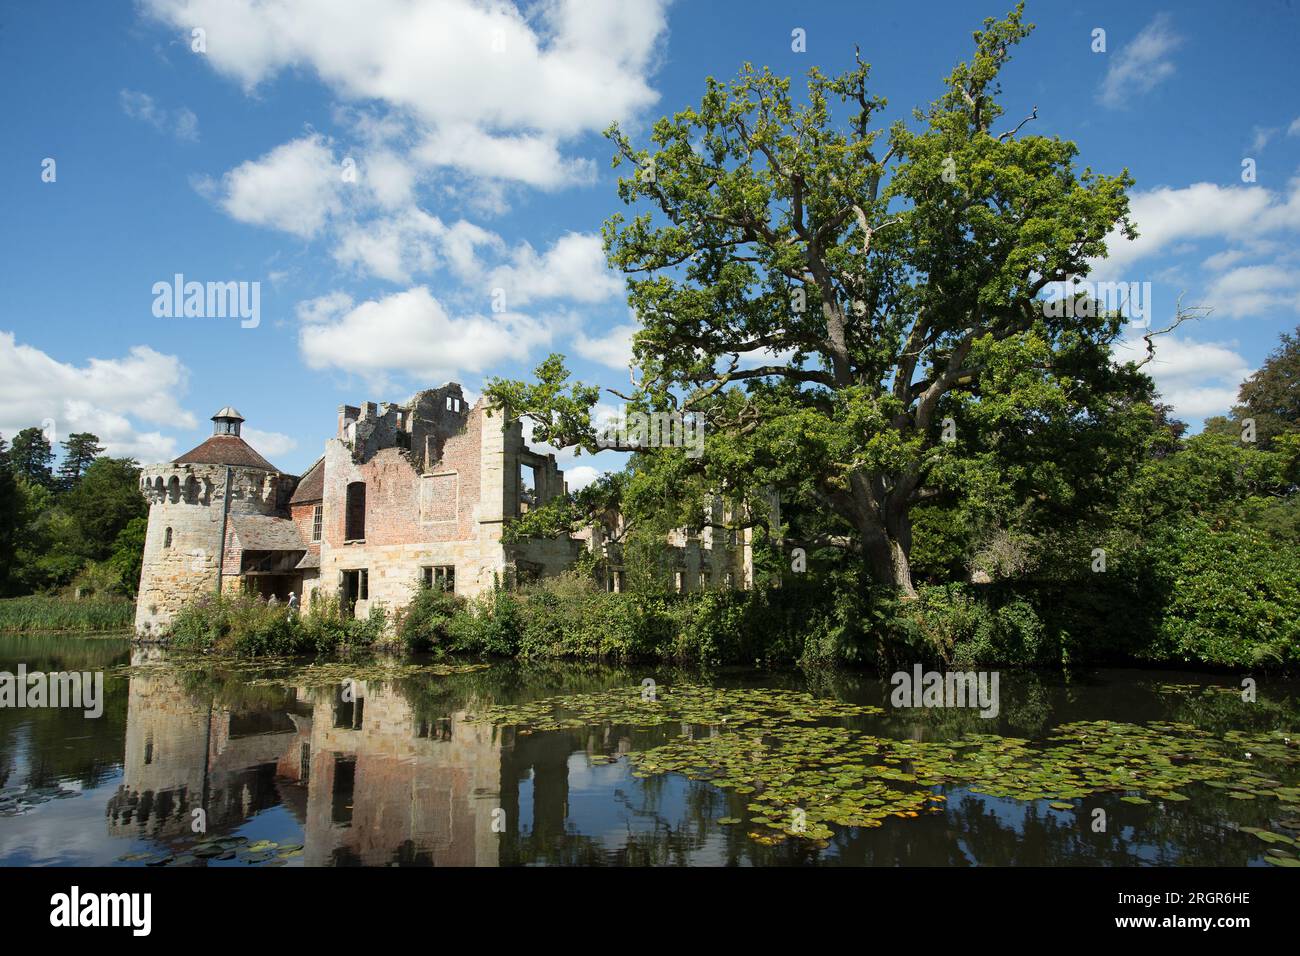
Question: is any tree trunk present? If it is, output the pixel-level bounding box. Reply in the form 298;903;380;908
860;517;917;597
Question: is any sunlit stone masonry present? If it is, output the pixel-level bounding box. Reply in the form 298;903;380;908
135;387;759;635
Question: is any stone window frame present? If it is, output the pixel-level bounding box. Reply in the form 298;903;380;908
420;564;456;593
163;527;173;549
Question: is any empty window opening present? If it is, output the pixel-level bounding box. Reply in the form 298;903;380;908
344;481;366;540
519;463;537;513
331;756;357;826
163;527;173;549
341;568;368;615
445;395;463;412
421;565;455;592
333;684;364;730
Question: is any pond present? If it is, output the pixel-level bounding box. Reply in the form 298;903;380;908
1;632;1298;867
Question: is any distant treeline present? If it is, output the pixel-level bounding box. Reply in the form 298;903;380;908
0;429;146;601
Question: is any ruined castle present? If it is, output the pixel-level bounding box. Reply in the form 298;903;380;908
134;385;755;634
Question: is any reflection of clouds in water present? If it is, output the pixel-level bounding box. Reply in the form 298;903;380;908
0;773;129;866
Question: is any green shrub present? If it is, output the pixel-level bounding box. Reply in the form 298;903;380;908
1146;520;1300;666
167;592;388;657
393;586;463;652
447;586;524;656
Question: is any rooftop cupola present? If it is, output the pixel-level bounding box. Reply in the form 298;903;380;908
212;406;245;437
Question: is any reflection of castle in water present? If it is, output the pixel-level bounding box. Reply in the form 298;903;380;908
107;652;581;866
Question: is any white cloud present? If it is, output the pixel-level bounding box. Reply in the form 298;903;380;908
141;0;667;183
242;427;298;459
120;89;200;141
0;332;195;461
358;149;418;210
564;464;601;490
1204;264;1300;319
440;220;502;280
1288;117;1300;137
296;290;354;324
297;286;553;385
1249;126;1279;153
332;209;447;284
575;322;636;369
1090;178;1300;279
487;233;623;306
737;345;799;368
1114;333;1252;420
1098;14;1183;109
1201;248;1250;272
211;134;343;238
174;107;200;142
414;125;595;190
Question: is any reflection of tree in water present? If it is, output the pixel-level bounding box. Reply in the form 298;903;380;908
0;635;131;792
1161;681;1300;736
18;638;1299;866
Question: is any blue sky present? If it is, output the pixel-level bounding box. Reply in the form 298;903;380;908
2;1;1299;483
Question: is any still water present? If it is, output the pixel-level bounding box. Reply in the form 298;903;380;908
1;632;1298;867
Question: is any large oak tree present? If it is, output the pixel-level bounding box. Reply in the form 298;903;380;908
489;7;1162;595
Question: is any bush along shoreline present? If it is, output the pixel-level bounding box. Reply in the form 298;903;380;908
147;553;1300;671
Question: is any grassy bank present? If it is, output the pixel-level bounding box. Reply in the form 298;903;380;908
0;595;135;633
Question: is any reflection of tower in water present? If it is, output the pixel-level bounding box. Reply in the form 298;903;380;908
107;648;307;841
109;655;590;865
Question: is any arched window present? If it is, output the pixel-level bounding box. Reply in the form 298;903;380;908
345;481;366;540
164;527;173;549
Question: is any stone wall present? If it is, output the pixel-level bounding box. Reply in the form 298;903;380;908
134;462;295;634
319;394;533;610
304;683;502;866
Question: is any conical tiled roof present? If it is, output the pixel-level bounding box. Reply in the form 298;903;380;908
174;434;280;471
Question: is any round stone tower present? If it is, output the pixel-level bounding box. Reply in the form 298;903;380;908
135;407;295;635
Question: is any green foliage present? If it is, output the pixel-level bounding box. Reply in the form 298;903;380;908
483;355;601;451
0;466;20;593
108;516;147;599
1144;520;1300;667
1206;324;1300;449
486;7;1153;593
0;595;134;632
8;427;54;488
393;585;464;652
60;457;147;561
167;592;388;657
0;430;145;597
57;433;104;491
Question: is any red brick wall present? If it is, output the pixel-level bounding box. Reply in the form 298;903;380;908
322;407;485;548
290;501;322;556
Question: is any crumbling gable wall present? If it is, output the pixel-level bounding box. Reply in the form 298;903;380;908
321;387;518;612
